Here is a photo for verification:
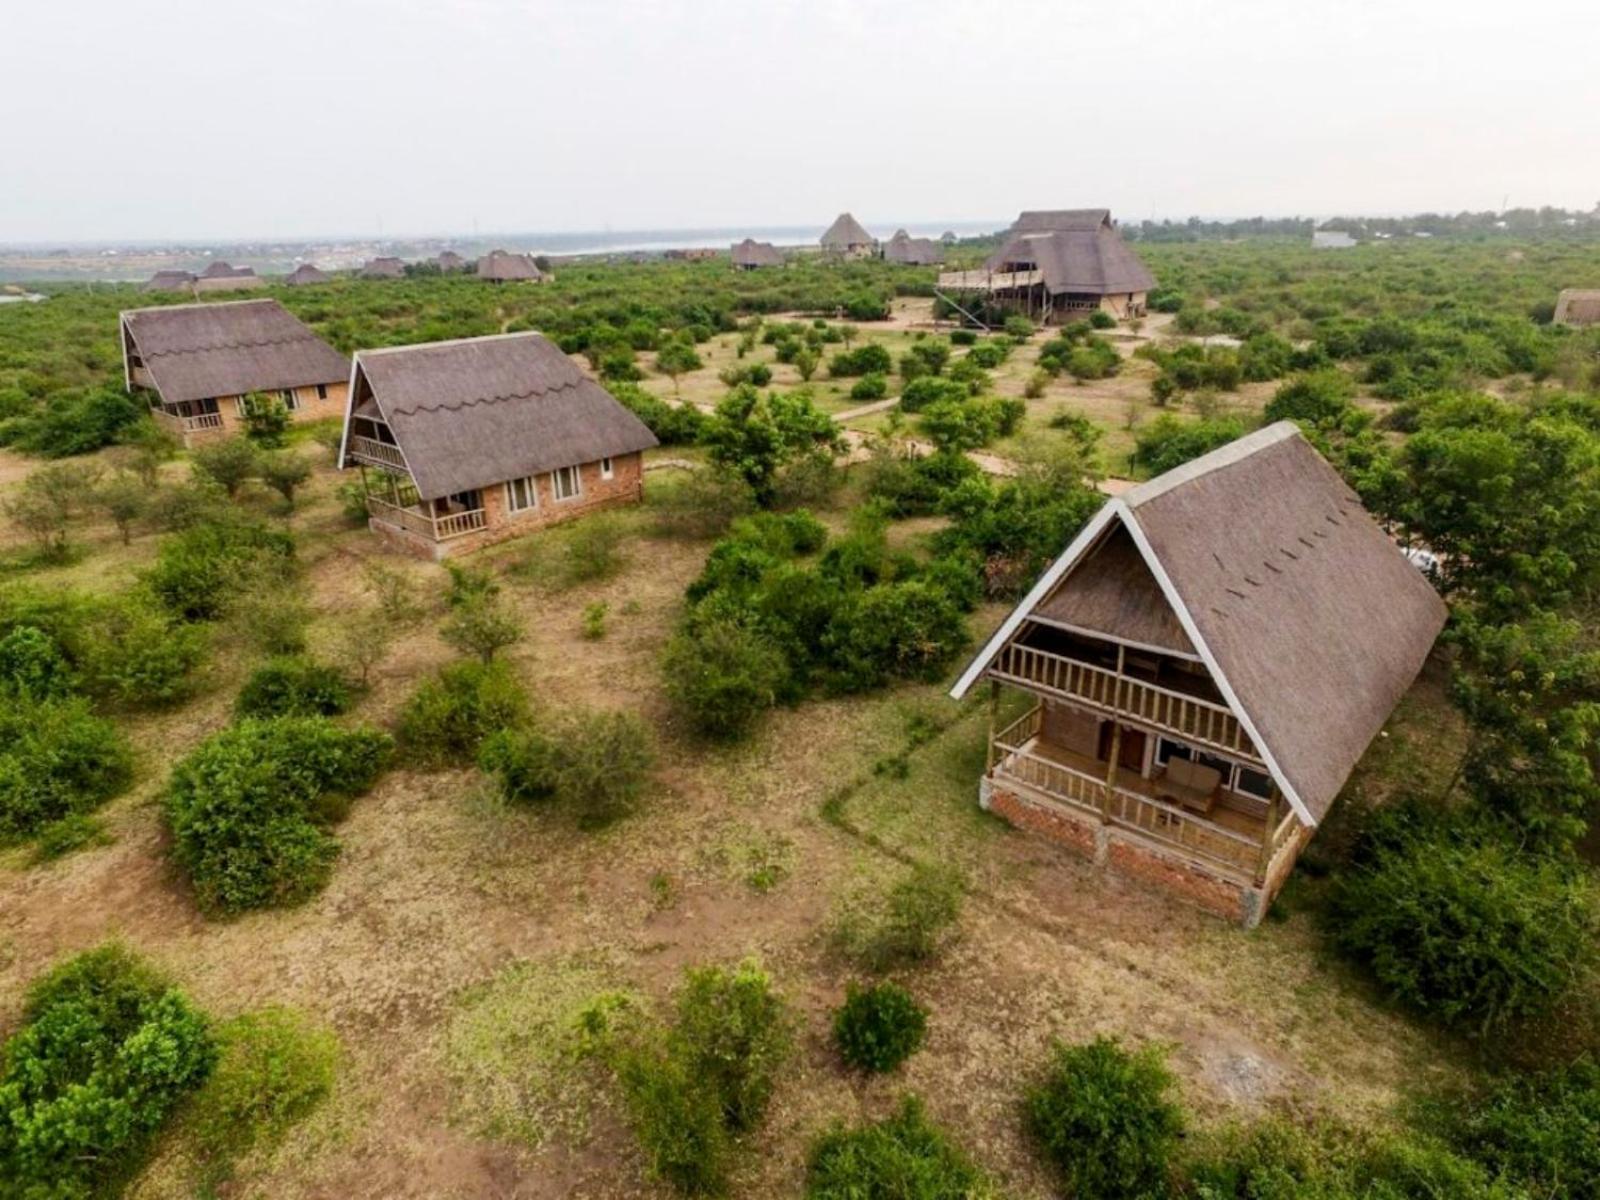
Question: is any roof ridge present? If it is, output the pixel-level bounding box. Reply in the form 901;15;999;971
386;376;585;417
1122;422;1300;508
146;332;319;358
356;330;548;359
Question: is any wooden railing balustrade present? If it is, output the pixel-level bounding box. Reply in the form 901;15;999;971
346;435;408;471
366;496;487;542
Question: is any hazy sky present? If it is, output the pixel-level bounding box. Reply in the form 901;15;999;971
5;0;1597;243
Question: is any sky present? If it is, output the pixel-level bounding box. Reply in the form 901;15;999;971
4;0;1598;244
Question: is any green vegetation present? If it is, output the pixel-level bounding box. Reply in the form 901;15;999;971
188;1006;338;1162
806;1096;997;1199
0;945;215;1199
832;981;928;1072
235;655;353;718
832;862;965;972
398;658;530;766
164;717;392;914
479;708;655;827
0;695;132;844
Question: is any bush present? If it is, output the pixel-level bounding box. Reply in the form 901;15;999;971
826;579;968;692
397;658;530;766
611;381;707;445
863;448;980;517
5;386;147;458
0;945;215;1199
1130;414;1245;475
806;1096;995;1199
898;375;969;415
673;960;793;1132
77;593;208;707
235;656;352;719
440;589;523;663
562;515;627;584
0;623;73;698
1026;1036;1182;1199
848;372;888;401
0;696;133;843
836;863;965;972
965;340;1009;369
949;329;977;346
828;343;893;377
1435;1059;1600;1199
1003;314;1035;339
164;717;392;914
240;393;290;446
1324;818;1600;1034
662;618;786;740
650;468;756;540
1264;368;1357;424
479;708;654;827
833;982;928;1072
191;437;260;497
614;1039;731;1195
145;516;294;622
189;1007;339;1160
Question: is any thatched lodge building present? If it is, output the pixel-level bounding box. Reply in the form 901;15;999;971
144;270;196;293
337;332;657;560
476;250;545;283
884;229;944;266
361;256;406;280
285;263;330;286
950;423;1445;926
434;250;467;272
820;212;875;259
120;299;350;445
192;262;265;294
1554;288;1600;328
938;209;1154;323
731;239;784;270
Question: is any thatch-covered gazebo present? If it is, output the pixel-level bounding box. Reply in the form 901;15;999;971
820;212;875;259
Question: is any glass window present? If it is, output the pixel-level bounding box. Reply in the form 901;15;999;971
1235;766;1274;800
552;465;581;501
506;476;537;513
281;389;301;411
1155;737;1191;765
601;456;614;480
316;383;329;400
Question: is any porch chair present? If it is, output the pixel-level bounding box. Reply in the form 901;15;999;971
1154;757;1222;815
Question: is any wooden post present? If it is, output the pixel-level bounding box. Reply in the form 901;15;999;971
1101;645;1128;823
985;679;999;773
1255;792;1284;885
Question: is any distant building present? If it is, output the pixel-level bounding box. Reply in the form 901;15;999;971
476;249;545;283
361;256;406;279
435;250;467;272
192;262;265;293
820;212;875;259
883;229;944;266
338;332;658;559
1554;288;1600;328
120;299;349;446
731;238;784;270
1312;230;1357;249
144;270;196;293
937;208;1155;323
285;263;330;286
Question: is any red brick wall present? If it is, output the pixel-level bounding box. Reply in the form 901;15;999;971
986;785;1099;861
1105;840;1250;923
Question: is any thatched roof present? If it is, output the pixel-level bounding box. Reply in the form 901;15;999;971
361;256;406;279
476;250;544;282
199;261;254;279
144;270;195;292
884;234;944;266
983;221;1154;296
1554;288;1600;327
820;212;874;249
1010;209;1112;234
731;239;784;268
951;423;1447;827
121;299;349;406
341;332;657;501
435;250;466;270
286;264;329;286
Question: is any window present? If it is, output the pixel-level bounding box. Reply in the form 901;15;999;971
552;465;581;501
506;475;538;514
233;395;249;416
1235;766;1274;801
316;383;329;400
1156;736;1276;802
600;456;614;480
280;389;301;411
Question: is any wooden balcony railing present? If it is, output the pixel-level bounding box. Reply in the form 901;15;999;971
989;642;1259;762
156;408;225;435
366;496;487;542
991;716;1265;878
346;434;408;471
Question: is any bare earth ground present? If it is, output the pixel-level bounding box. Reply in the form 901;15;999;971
0;350;1464;1197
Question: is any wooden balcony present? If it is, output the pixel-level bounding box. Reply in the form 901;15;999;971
988;642;1260;762
990;706;1299;882
367;496;487;542
154;408;225;436
346;434;408;472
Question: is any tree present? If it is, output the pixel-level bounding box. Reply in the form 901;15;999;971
92;470;148;544
240;392;290;446
793;346;819;382
655;340;702;394
191;437;260;498
440;589;524;663
701;385;840;506
258;450;312;509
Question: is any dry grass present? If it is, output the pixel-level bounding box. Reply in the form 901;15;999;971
0;390;1468;1198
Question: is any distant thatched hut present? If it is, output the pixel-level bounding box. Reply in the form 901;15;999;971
1554;288;1600;328
338;332;657;559
286;263;330;287
731;239;784;270
820;213;875;259
144;270;196;293
361;257;406;280
192;262;264;294
884;229;944;266
435;250;467;272
937;208;1154;323
476;250;545;283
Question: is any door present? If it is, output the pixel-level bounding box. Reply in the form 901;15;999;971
1096;722;1147;773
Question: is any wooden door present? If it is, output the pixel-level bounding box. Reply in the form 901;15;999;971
1096;723;1147;772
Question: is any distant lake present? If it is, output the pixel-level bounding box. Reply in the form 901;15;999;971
0;292;45;304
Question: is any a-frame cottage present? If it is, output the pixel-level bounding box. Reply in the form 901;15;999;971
950;423;1446;925
120;299;350;445
337;332;658;559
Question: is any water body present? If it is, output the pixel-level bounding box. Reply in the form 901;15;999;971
0;292;45;303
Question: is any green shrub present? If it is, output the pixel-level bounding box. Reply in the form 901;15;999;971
1026;1036;1182;1199
164;717;392;914
836;863;965;972
190;436;260;497
898;375;969;414
397;658;530;766
439;588;524;664
1264;368;1357;424
235;656;353;719
806;1095;996;1199
1003;314;1035;339
0;696;133;843
0;945;215;1199
145;516;294;622
77;594;209;707
650;468;756;540
614;1039;731;1195
849;373;888;401
0;623;73;698
479;708;654;827
30;812;112;862
562;515;627;584
673;960;793;1132
949;329;977;346
662;618;786;740
240;393;290;446
5;386;147;458
1324;818;1600;1034
189;1007;339;1160
828;343;893;377
1434;1059;1600;1200
833;982;928;1072
581;600;608;640
1089;309;1117;329
863;448;980;517
611;380;708;445
1130;414;1245;475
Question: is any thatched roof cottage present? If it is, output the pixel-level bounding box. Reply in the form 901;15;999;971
337;332;657;559
884;229;944;266
820;212;875;259
951;422;1446;925
361;256;406;279
120;299;350;445
938;208;1154;322
1554;288;1600;328
286;263;330;286
731;239;784;270
192;262;264;294
476;250;545;283
144;270;196;293
435;250;467;272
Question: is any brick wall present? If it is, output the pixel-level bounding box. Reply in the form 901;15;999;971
155;382;348;447
986;785;1100;861
1105;840;1250;923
